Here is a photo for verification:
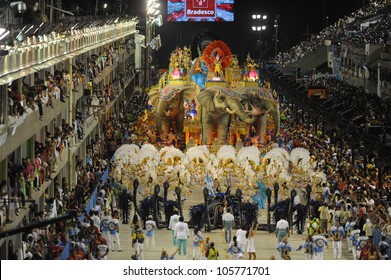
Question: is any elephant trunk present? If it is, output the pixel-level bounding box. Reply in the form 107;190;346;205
164;109;172;117
224;98;254;124
249;106;265;117
236;110;255;124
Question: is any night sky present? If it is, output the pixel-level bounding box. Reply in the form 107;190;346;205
131;0;364;67
60;0;366;67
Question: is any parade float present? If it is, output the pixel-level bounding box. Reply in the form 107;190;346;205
112;40;326;230
147;40;279;148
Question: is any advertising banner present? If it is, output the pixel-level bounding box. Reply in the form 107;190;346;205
168;0;234;22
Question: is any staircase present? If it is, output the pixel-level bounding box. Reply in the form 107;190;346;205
284;45;328;75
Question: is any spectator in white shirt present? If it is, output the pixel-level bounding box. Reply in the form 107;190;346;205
276;216;290;243
174;216;189;256
169;211;180;246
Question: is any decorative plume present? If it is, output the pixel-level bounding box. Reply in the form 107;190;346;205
138;144;159;165
202;40;232;72
217;145;236;165
237;146;260;167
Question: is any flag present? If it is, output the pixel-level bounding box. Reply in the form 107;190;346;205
149;35;162;50
203;173;215;197
155;34;162;50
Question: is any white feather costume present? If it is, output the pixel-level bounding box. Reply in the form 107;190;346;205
290;147;311;174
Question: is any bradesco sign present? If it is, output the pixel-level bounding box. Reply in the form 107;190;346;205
186;0;216;18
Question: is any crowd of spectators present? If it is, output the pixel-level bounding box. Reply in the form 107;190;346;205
266;69;391;256
4;42;127;126
303;76;391;128
276;0;391;67
338;14;391;80
1;96;135;259
0;41;139;259
1;112;89;230
341;14;391;48
20;84;147;259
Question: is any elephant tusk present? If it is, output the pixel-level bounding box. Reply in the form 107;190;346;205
225;107;237;114
252;107;272;116
249;107;261;116
244;116;255;124
164;109;171;117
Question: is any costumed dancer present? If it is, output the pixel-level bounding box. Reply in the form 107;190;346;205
100;209;112;250
349;225;361;260
189;100;197;120
227;236;243;260
277;237;292;260
145;215;157;251
97;244;109;260
356;235;369;260
296;234;314;260
251;181;267;209
345;217;356;252
192;227;203;260
330;220;345;259
203;236;210;260
109;210;121;252
312;234;329;260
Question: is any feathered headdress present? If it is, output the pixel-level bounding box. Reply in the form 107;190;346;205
290;147;311;173
138;144;159;165
237;146;260;167
186;146;209;165
113;144;139;159
202;40;232;72
217;145;236;165
162;147;184;165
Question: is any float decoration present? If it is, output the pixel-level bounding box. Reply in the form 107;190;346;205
244;53;259;82
202;40;232;81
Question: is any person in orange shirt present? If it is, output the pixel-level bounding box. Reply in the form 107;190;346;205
69;244;85;260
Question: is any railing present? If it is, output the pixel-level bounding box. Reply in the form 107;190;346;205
0;20;138;86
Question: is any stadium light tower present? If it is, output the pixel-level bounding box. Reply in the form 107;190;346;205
252;14;267;62
274;15;279;59
145;0;161;88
